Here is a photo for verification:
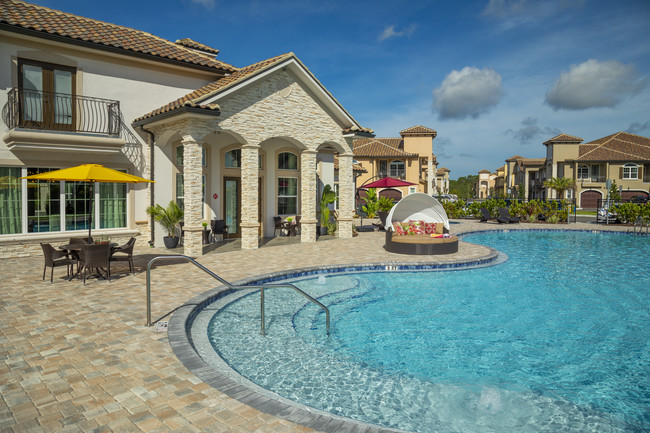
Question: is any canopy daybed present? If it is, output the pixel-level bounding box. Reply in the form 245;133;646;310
385;193;458;255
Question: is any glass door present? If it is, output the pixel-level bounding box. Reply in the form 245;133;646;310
224;177;240;237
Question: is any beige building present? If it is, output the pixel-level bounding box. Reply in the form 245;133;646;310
543;132;650;207
503;132;650;207
435;167;450;195
0;0;371;257
352;125;444;203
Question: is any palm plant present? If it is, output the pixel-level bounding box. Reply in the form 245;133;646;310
146;201;184;237
543;177;576;199
319;184;337;227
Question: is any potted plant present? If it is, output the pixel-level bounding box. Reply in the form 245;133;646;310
319;184;336;235
146;201;184;248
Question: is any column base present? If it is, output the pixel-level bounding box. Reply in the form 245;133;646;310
241;224;259;250
183;228;203;256
301;221;317;243
337;219;353;239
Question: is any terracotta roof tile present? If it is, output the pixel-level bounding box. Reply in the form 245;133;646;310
506;154;524;161
399;125;437;137
521;158;546;167
576;132;650;162
543;133;583;145
0;0;236;72
352;138;419;158
175;38;220;56
342;126;374;135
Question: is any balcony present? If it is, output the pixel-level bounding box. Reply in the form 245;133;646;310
579;175;606;186
2;88;124;153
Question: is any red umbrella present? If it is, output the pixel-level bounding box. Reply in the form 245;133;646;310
362;177;416;188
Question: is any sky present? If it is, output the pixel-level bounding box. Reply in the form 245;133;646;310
31;0;650;179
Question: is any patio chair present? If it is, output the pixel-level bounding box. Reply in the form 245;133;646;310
109;237;136;275
295;215;301;235
498;207;520;223
40;243;76;283
210;219;229;242
79;243;111;284
480;207;508;224
273;216;284;236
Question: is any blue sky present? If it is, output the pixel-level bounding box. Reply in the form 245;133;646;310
33;0;650;178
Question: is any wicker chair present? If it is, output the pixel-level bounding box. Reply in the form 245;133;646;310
273;216;284;236
109;237;136;275
40;243;76;283
210;219;229;242
79;243;112;284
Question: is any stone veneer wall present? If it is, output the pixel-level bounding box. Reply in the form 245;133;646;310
0;233;141;259
149;69;356;254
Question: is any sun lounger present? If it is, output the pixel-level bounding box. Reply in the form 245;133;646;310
480;207;509;224
498;207;520;223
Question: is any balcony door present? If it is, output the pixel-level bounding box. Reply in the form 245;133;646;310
18;59;76;130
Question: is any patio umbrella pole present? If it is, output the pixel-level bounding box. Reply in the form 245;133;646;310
88;182;94;241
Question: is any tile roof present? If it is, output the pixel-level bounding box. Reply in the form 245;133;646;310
436;167;450;172
175;38;220;56
400;125;437;137
521;158;546;167
506;154;524;161
0;0;236;72
352;138;419;158
342;126;375;135
543;133;583;145
576;132;650;162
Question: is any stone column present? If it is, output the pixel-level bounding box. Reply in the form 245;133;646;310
181;132;204;257
427;158;433;194
337;153;354;239
300;149;318;243
240;144;259;249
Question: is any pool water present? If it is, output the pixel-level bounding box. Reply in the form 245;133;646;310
194;231;650;432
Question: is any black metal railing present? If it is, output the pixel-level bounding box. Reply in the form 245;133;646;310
579;175;607;183
2;87;120;135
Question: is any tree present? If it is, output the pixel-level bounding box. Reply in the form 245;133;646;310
543;177;576;199
449;175;478;199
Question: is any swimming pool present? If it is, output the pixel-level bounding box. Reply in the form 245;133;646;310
187;230;650;432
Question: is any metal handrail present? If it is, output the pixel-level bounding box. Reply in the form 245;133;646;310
146;255;330;335
631;216;649;234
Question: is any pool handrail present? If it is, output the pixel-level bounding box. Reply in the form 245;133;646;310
145;255;330;335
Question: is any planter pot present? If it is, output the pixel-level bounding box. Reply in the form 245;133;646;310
319;226;328;236
163;236;179;249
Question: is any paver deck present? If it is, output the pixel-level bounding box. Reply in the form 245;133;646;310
0;220;636;432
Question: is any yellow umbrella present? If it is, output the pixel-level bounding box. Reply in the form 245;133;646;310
21;164;153;240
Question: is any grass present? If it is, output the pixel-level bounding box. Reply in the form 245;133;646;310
575;210;597;216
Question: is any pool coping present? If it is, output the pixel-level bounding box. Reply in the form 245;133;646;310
167;228;648;433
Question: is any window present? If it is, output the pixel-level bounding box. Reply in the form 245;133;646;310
27;168;61;233
278;177;298;214
0;167;22;234
379;160;388;177
176;145;206;166
591;165;600;182
623;163;638;180
225;149;241;168
0;167;129;236
278;152;298;170
99;181;127;229
18;59;75;130
390;160;405;178
577;165;589;180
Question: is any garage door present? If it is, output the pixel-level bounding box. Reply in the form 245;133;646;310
379;188;402;202
580;190;601;209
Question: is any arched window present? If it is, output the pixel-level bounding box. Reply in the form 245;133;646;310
278;152;298;170
225;149;241;168
389;160;405;178
622;163;638;180
577;164;589;180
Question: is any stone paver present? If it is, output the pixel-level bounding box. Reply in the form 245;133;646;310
0;220;636;432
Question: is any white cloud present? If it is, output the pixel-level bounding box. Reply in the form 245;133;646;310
189;0;215;10
433;67;503;120
506;117;560;144
378;24;417;42
545;59;647;111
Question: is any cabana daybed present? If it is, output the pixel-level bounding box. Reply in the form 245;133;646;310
385;193;459;255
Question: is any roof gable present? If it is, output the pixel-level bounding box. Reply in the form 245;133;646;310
543;133;583;145
400;125;437;137
0;0;236;72
577;132;650;162
352;138;418;158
